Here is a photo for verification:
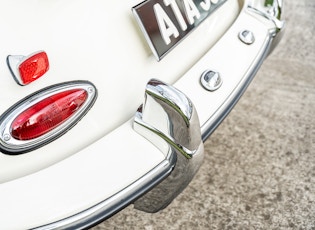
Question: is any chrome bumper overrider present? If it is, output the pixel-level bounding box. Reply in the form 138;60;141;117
2;0;284;229
133;79;204;212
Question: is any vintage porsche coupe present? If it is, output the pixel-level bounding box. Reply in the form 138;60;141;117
0;0;284;229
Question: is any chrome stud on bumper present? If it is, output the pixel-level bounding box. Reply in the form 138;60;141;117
200;70;223;91
238;30;255;45
133;79;204;212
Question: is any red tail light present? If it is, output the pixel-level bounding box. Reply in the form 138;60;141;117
18;51;49;85
7;51;49;86
11;89;87;140
0;81;97;154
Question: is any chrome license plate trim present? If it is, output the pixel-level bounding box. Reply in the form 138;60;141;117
132;0;228;61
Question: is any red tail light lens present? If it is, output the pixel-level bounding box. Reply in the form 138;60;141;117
0;81;97;154
18;51;49;85
7;51;49;86
11;89;87;140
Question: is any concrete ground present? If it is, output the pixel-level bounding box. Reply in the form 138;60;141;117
93;0;315;229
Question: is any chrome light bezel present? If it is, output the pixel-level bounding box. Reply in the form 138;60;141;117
0;81;97;155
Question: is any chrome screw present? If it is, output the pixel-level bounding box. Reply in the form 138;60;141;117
238;30;255;45
87;87;94;94
200;70;222;91
3;134;10;142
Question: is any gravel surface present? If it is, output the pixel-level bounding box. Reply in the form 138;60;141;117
93;1;315;229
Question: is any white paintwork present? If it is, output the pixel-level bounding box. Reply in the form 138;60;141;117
0;0;281;229
0;120;165;229
0;0;239;183
174;8;276;130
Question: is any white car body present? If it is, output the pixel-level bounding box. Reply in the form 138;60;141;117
0;0;284;229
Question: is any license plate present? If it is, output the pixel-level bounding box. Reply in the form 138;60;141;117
132;0;228;60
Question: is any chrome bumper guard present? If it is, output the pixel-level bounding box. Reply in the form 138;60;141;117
133;79;204;212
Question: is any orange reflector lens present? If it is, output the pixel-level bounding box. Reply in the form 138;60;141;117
11;89;87;140
18;51;49;85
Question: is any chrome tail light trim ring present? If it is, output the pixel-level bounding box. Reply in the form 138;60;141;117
0;80;97;154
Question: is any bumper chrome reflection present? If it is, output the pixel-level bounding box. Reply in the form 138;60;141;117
133;79;204;212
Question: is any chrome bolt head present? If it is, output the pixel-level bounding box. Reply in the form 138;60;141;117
3;134;11;142
87;87;94;94
238;30;255;45
200;70;223;91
